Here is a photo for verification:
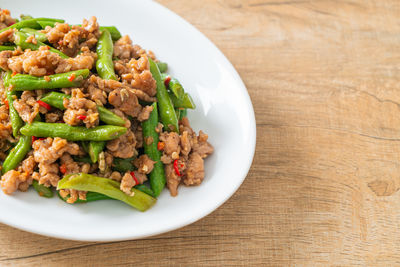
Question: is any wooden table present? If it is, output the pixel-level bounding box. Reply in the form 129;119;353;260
2;0;400;266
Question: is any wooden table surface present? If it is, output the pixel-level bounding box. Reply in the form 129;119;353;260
2;0;400;266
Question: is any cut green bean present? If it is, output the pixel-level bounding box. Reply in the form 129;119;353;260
13;31;68;58
7;91;23;137
179;108;187;120
9;69;89;91
169;92;196;109
32;180;53;198
20;15;33;21
73;155;92;164
142;102;166;197
134;184;156;198
99;26;122;41
0;18;64;33
57;173;156;211
161;74;184;99
20;122;127;141
149;58;179;133
156;62;168;73
37;20;57;28
96;30;117;80
40;92;126;126
97;106;126;126
1;135;31;174
0;45;15;52
88;141;106;163
20;28;48;43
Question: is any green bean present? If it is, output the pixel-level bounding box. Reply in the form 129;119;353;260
40;92;126;126
20;28;48;43
39;91;67;110
7;91;23;137
32;180;53;198
134;184;156;198
9;69;89;91
169;92;196;109
20;122;127;141
99;26;122;41
97;106;126;126
20;15;33;21
112;157;135;172
57;173;156;211
13;31;68;58
88;141;106;163
73;155;92;164
156;62;168;73
57;190;111;203
160;73;184;99
1;135;31;174
0;18;64;33
0;45;15;52
148;58;179;132
37;20;57;28
142;102;166;197
179;108;187;120
96;30;117;80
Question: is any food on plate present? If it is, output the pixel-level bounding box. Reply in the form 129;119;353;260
0;9;213;211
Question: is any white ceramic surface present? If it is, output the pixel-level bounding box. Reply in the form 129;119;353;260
0;0;256;241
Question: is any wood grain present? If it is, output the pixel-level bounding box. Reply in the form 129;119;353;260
1;0;400;266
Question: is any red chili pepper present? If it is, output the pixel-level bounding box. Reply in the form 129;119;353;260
164;76;171;87
11;71;17;77
77;115;87;120
157;141;165;151
4;100;8;109
37;100;51;111
59;164;67;175
9;22;15;26
173;159;181;177
130;171;139;185
68;73;76;82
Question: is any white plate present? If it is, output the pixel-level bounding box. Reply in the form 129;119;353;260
0;0;256;241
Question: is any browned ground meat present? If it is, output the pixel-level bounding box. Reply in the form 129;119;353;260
43;17;100;57
0;28;14;44
134;155;155;174
113;35;144;60
108;88;142;117
0;9;16;30
164;164;181;197
137;105;153;122
32;137;81;187
45;110;63;123
13;91;39;123
1;170;29;194
120;172;135;196
114;54;157;96
159;118;214;196
59;189;87;204
60;154;80;174
1;155;36;194
160;132;181;164
0;104;12;139
0;46;95;76
63;89;99;128
106;129;137;158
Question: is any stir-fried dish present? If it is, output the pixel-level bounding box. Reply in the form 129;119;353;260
0;9;213;211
